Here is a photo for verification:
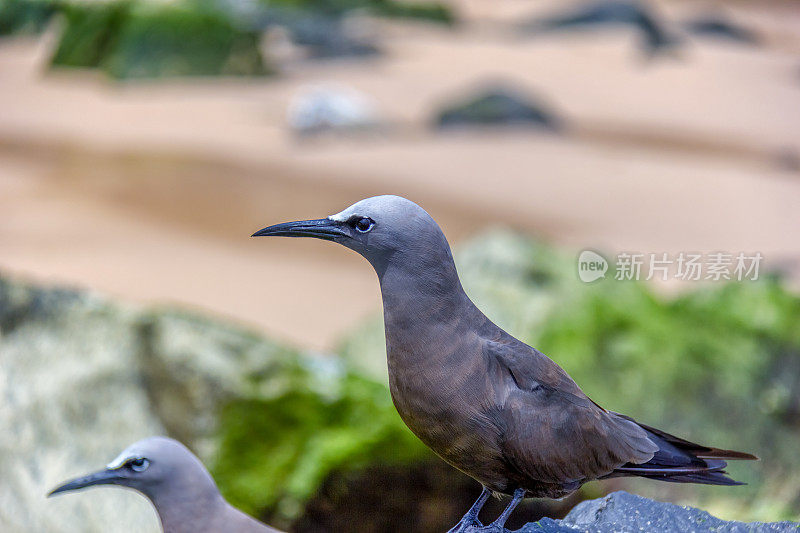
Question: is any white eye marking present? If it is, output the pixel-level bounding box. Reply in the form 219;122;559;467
328;210;351;222
107;451;131;470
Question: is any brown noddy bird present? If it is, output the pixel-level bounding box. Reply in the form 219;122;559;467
253;195;757;532
48;436;280;533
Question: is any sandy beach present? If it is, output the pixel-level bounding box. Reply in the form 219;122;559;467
1;2;798;350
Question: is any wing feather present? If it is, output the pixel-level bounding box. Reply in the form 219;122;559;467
487;339;657;485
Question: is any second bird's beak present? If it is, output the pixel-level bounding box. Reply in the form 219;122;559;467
47;469;122;497
251;218;348;241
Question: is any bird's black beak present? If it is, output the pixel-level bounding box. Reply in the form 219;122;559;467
251;218;349;241
47;469;123;497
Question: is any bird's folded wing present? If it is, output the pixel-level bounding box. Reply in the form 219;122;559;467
486;340;658;484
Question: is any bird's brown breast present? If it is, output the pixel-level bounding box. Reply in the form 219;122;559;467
386;341;512;492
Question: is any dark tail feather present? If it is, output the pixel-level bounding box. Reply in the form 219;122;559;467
640;471;745;486
634;421;758;461
605;416;757;486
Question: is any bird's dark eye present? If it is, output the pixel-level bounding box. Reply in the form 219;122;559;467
128;458;150;472
354;217;375;233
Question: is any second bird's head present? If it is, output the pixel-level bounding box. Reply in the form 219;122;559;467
252;195;453;277
48;437;215;502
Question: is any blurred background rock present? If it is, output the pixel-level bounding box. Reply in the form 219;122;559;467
0;0;798;531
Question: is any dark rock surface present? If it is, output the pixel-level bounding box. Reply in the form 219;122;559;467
683;15;760;46
518;0;679;57
433;85;563;132
508;492;799;533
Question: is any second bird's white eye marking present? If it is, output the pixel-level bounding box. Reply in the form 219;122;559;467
107;451;132;470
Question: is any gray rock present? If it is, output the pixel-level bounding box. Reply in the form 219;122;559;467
560;491;798;533
459;491;798;532
0;278;162;532
518;0;680;57
463;517;577;532
287;15;380;59
683;14;760;46
287;84;384;136
513;518;581;532
435;491;799;532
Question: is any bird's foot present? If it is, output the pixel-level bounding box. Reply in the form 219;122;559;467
446;515;484;533
454;521;517;533
470;525;504;533
467;488;526;533
447;486;492;533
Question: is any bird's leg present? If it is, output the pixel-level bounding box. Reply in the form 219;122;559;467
484;488;525;532
446;486;491;533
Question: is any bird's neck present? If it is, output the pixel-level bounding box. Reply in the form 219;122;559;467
378;256;478;364
151;487;226;533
